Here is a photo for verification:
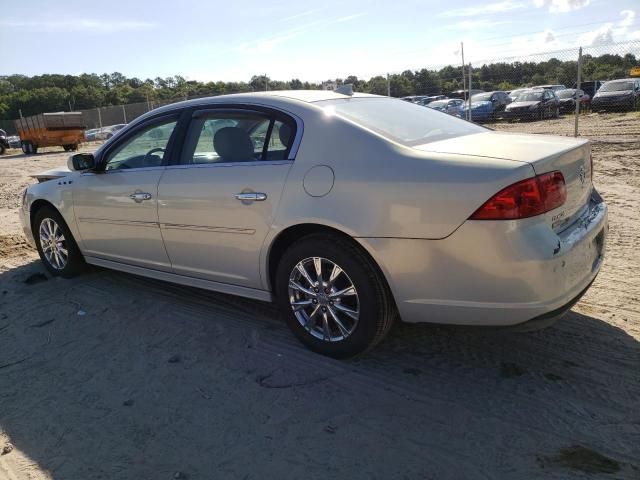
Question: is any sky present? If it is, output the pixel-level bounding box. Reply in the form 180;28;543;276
1;0;638;82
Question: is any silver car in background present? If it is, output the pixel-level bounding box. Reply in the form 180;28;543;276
20;91;607;357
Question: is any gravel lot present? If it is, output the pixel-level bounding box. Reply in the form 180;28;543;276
0;113;638;479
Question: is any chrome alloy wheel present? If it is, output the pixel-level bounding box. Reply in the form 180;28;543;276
39;218;68;270
288;257;360;342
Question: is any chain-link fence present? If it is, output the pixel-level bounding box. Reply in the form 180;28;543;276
3;41;638;141
392;40;639;138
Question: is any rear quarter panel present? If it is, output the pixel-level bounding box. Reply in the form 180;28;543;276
273;111;535;240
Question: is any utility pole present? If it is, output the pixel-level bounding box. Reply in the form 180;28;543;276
122;104;127;124
387;73;391;97
97;107;102;128
265;74;268;92
574;47;582;137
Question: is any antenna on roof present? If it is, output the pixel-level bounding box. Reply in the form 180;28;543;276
335;84;354;96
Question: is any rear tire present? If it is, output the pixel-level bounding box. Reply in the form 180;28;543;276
275;234;395;358
0;143;5;155
33;206;86;278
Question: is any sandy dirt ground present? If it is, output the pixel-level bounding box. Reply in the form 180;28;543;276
0;114;638;479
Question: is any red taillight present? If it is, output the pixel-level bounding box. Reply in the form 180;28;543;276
470;171;566;220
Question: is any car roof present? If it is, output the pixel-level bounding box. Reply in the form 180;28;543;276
604;78;635;83
146;90;380;116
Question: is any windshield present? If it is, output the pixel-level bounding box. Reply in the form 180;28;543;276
556;90;575;99
316;97;485;147
517;92;543;102
428;100;448;108
600;81;633;92
471;93;492;102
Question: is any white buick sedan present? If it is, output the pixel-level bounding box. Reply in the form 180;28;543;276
20;90;607;357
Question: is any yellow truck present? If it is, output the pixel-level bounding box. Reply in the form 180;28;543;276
15;112;86;154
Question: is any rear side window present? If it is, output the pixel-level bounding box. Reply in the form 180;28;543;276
180;111;295;165
315;98;485;147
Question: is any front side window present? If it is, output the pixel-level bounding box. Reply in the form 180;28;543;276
181;111;295;164
316;97;485;147
105;119;177;171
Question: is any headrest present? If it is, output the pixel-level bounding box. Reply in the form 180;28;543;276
278;123;293;148
213;127;254;162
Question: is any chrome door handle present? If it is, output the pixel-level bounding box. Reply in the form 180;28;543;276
129;192;152;202
235;192;267;202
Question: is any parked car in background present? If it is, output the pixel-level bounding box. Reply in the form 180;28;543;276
504;89;560;120
0;129;9;155
556;89;590;112
533;84;566;92
508;88;529;102
19;90;607;357
417;95;447;106
574;80;604;99
98;124;127;140
8;135;22;148
463;91;511;121
591;78;640;112
426;98;464;117
85;128;100;141
448;89;485;100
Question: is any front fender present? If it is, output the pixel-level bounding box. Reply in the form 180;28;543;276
24;173;83;250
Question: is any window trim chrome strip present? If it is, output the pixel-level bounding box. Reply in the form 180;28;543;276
165;159;293;170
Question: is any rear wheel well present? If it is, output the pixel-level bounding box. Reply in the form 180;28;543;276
267;224;392;301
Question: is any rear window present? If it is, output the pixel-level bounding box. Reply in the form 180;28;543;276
315;97;484;147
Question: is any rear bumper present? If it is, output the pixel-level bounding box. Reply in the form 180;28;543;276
358;190;607;326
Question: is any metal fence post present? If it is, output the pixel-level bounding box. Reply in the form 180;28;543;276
122;104;127;124
97;107;102;128
387;73;391;97
468;64;473;122
574;46;582;137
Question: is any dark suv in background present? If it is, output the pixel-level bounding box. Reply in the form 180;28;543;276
591;78;640;112
576;80;604;99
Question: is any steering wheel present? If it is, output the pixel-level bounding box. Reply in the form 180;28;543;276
143;147;165;167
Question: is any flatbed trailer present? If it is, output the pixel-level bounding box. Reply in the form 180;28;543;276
15;112;86;154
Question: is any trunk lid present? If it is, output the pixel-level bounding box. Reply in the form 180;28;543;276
416;131;593;231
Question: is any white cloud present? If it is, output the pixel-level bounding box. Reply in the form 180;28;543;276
532;0;590;13
619;10;635;28
576;9;637;46
439;1;524;17
578;24;614;45
237;32;300;54
0;18;156;33
446;19;509;30
336;13;367;23
541;29;556;43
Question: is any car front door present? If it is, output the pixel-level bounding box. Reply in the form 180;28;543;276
73;115;180;271
157;108;298;291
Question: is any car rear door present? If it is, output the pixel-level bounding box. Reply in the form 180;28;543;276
157;107;299;290
73;115;180;271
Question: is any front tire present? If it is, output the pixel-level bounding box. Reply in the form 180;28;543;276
275;234;395;358
34;206;85;278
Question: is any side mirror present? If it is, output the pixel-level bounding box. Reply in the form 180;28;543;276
68;153;96;171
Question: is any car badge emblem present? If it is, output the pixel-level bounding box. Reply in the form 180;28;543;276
579;165;586;186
